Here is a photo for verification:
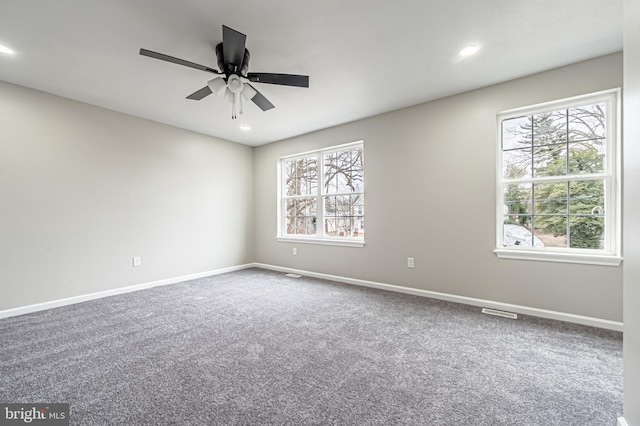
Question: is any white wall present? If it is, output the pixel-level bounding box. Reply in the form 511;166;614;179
254;53;623;322
0;81;254;311
623;0;640;423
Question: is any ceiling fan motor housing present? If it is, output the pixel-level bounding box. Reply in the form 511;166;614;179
216;43;250;77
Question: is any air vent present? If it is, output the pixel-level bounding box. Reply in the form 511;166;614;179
481;308;518;320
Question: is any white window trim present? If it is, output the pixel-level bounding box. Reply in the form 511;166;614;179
494;89;622;266
276;141;365;247
276;235;365;247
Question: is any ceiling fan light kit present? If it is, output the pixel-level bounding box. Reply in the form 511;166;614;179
140;25;309;119
207;77;227;96
242;84;257;101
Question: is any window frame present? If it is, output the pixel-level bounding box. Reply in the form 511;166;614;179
276;141;365;247
494;89;622;266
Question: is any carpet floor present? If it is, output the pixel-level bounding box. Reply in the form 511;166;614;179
0;268;623;425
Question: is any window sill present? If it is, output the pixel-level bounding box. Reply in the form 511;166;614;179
277;236;365;248
494;248;622;266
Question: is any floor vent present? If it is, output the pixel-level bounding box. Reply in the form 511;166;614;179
285;273;302;278
481;308;518;320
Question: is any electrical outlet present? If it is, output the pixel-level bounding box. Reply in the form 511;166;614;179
292;247;298;256
132;256;142;267
407;257;414;268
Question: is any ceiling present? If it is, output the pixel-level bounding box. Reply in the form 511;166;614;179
0;1;622;146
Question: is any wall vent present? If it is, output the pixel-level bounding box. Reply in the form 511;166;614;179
481;308;518;320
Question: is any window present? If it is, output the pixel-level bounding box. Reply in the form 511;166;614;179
495;90;621;266
277;142;364;247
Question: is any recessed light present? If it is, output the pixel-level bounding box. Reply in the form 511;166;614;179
240;124;251;131
0;44;15;55
460;44;480;57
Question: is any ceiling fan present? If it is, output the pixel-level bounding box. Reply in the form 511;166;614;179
140;25;309;119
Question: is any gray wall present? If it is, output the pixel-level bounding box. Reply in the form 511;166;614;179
0;54;625;324
0;81;254;311
254;53;623;322
623;0;640;422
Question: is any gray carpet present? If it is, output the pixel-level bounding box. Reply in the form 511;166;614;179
0;268;622;425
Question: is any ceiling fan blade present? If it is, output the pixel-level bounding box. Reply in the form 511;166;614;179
140;49;220;74
247;73;309;88
222;25;247;72
247;84;275;111
186;86;213;100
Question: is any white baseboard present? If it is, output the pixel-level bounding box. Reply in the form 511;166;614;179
1;262;624;332
0;263;255;320
252;263;624;332
618;417;628;426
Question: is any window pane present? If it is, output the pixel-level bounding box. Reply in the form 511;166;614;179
299;158;318;195
533;110;567;146
533;143;567;177
503;148;532;179
354;216;364;237
325;148;364;194
504;183;532;220
284;157;317;196
568;103;606;141
569;180;604;215
351;148;364;192
534;182;568;215
352;196;364;237
503;220;541;247
502;116;532;150
324;195;352;217
324;152;337;193
285;216;296;235
325;217;354;237
303;217;317;235
323;195;363;238
569;180;605;249
504;215;532;229
285;198;316;235
534;215;567;246
568;140;605;175
324;217;337;237
324;196;336;216
301;197;317;216
533;223;566;248
284;160;298;196
340;217;354;237
352;195;364;216
285;199;296;230
335;195;352;216
532;182;569;247
569;216;604;249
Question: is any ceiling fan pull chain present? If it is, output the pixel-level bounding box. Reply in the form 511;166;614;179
231;97;236;119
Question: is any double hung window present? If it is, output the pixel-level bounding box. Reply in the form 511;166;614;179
495;90;620;265
278;142;364;247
